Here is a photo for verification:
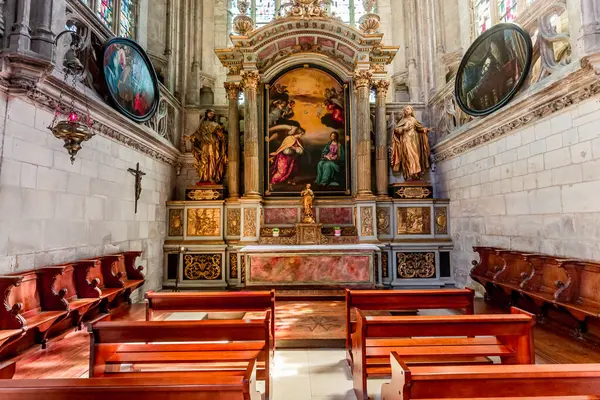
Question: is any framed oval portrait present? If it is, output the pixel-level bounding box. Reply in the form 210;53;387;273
102;37;159;123
455;23;533;117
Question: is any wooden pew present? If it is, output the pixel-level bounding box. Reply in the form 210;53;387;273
0;360;262;400
0;277;27;356
72;259;124;308
4;271;69;349
97;254;145;305
37;265;102;329
381;351;600;400
145;290;276;341
353;307;535;400
345;289;475;366
89;315;273;399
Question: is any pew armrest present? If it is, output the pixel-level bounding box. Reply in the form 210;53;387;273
0;276;27;330
381;352;410;400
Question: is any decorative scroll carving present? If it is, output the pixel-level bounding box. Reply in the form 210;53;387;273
360;207;374;236
278;0;329;19
229;253;238;279
376;207;390;235
0;276;27;330
227;208;241;236
257;42;355;74
435;207;448;235
169;208;184;236
187;208;221;236
395;186;432;199
241;256;246;283
183;254;222;280
381;252;389;279
187;189;220;200
397;207;431;235
244;208;257;237
260;227;296;237
397;252;436;279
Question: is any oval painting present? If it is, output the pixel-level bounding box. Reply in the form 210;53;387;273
455;23;533;117
102;37;159;123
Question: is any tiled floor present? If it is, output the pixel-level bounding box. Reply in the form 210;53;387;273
269;349;385;400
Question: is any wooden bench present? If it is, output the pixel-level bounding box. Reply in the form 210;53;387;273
37;265;102;330
0;360;262;400
0;277;27;356
381;351;600;400
4;271;69;349
145;290;276;341
471;247;600;339
345;289;475;366
72;259;124;309
96;254;145;305
352;307;535;400
89;315;273;399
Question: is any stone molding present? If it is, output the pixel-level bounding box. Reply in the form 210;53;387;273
0;69;181;166
432;64;600;163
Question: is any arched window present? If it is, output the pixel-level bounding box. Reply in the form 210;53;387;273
78;0;138;38
330;0;373;26
474;0;536;35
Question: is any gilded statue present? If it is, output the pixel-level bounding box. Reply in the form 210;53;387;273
186;109;227;184
390;105;431;181
300;183;315;223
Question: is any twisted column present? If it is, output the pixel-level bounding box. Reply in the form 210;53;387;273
241;71;261;198
225;82;241;199
373;80;390;199
354;70;373;199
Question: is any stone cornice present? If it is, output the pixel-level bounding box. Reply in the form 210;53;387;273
432;62;600;163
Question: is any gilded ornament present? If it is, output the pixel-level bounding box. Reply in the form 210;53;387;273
227;208;241;236
187;208;221;236
358;13;380;34
435;207;448;235
300;184;315;224
184;254;222;280
397;207;431;235
397;252;435;279
244;208;257;237
373;80;390;96
240;256;246;283
360;207;374;236
241;70;260;91
169;208;184;236
381;252;389;279
353;70;373;89
229;253;238;279
224;81;241;100
390;105;431;181
376;207;390;235
395;186;432;199
187;189;221;200
280;0;329;19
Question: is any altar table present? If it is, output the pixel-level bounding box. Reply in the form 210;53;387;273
239;244;380;287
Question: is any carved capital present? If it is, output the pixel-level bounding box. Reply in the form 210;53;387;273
241;70;260;92
353;70;373;89
224;81;241;100
373;80;390;97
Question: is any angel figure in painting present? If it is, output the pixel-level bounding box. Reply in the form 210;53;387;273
186;109;227;184
268;124;306;186
300;183;315;224
390;105;431;181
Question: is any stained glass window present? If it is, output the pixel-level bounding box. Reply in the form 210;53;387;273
255;0;276;28
331;0;352;24
119;0;137;38
474;0;491;34
498;0;517;23
96;0;113;28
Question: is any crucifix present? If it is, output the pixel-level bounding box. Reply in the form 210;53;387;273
128;162;146;214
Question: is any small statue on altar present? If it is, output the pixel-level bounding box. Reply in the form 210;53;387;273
300;183;315;223
390;105;431;181
186;109;227;184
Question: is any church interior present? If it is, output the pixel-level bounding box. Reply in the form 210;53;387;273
1;0;600;398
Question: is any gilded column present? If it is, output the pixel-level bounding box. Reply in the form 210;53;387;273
354;70;374;199
225;82;241;199
241;70;261;198
373;80;390;199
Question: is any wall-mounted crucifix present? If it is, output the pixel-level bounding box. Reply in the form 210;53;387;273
128;162;146;214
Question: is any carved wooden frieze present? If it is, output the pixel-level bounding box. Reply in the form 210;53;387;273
229;253;238;279
227;208;241;237
187;208;221;237
397;252;436;279
381;252;389;279
183;254;222;280
360;207;374;236
376;207;390;235
168;208;184;237
244;208;257;237
397;207;431;235
435;207;448;235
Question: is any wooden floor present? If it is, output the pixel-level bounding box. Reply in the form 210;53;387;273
5;298;600;379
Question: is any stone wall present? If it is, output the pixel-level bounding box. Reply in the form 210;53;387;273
0;94;175;297
435;94;600;288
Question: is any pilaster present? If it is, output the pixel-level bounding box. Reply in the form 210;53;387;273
353;69;374;200
373;80;390;200
225;81;241;199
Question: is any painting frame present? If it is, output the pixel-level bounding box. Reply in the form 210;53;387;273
455;23;533;117
101;37;160;123
263;64;351;197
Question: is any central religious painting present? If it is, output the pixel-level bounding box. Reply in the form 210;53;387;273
264;65;350;196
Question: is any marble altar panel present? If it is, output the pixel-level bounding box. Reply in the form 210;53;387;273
264;207;299;225
317;207;353;225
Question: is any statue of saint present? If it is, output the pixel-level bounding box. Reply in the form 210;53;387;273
187;109;227;184
300;183;315;224
390;105;431;181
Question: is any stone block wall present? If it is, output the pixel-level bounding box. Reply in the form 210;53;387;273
435;94;600;288
0;94;175;297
